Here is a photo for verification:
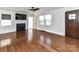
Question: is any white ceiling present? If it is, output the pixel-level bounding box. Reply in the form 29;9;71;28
0;7;62;13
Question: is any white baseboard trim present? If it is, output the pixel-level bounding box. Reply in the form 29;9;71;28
35;28;65;36
0;30;16;34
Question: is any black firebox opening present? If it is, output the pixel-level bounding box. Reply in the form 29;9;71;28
16;23;26;32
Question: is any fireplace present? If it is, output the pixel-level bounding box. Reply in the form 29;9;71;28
16;23;26;32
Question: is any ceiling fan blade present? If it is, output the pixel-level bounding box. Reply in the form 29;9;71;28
28;9;33;11
28;7;39;12
34;8;39;10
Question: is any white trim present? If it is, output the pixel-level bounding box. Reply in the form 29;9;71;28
35;28;65;36
0;30;16;34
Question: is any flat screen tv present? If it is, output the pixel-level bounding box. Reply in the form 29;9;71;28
16;13;26;20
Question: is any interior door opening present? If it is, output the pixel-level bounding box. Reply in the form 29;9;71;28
28;17;33;29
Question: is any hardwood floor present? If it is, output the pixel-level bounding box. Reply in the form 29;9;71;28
0;29;79;52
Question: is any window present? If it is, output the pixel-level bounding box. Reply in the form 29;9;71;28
39;16;44;25
1;14;11;26
2;14;11;20
69;14;76;19
45;15;51;25
39;15;52;25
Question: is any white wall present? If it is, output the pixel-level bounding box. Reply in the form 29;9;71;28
0;9;28;34
1;7;79;35
33;7;79;36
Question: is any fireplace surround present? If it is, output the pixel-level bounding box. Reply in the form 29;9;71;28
16;23;26;32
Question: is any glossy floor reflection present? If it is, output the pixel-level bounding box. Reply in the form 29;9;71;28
0;29;79;52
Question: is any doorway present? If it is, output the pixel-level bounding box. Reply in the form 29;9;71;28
28;17;33;29
65;10;79;38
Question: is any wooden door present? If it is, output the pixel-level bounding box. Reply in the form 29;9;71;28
65;10;78;38
76;10;79;37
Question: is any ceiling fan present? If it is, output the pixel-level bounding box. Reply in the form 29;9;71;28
28;7;40;12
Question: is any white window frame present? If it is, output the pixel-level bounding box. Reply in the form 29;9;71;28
39;16;45;25
45;15;52;25
39;14;52;25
